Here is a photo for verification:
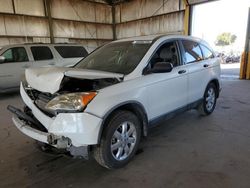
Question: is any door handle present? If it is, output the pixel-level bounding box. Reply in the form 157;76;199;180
178;70;186;74
48;62;55;65
203;64;209;68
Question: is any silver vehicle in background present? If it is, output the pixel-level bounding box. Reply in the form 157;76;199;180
0;43;88;92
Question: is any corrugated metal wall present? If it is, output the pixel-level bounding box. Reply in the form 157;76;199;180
115;0;185;39
51;0;113;51
0;0;112;52
0;0;49;45
0;0;212;51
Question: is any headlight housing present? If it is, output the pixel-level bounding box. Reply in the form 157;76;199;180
45;92;97;113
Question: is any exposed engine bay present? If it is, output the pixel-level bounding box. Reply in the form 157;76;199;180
59;76;120;93
24;76;121;117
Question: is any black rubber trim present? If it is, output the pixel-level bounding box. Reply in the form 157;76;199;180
7;105;47;132
148;99;203;127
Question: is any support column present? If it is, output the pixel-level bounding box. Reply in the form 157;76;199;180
44;0;54;43
240;8;250;79
112;5;116;40
11;0;16;14
183;0;190;35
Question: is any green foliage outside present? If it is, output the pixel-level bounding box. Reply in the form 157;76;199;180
215;32;237;47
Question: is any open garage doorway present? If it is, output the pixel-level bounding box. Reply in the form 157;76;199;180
191;0;250;80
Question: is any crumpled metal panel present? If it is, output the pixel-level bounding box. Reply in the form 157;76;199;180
0;0;14;13
51;0;112;24
116;11;184;39
14;0;45;16
53;20;113;39
0;15;49;37
115;0;183;23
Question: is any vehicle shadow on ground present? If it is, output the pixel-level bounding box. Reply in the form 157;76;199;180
14;110;202;187
0;91;19;101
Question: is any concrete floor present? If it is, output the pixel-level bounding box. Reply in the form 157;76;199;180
1;65;250;188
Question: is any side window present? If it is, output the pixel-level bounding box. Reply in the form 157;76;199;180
182;40;203;64
200;44;214;59
1;47;28;63
149;41;179;68
54;46;88;58
31;46;53;61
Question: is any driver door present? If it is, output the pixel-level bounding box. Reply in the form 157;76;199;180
0;47;31;90
144;40;189;121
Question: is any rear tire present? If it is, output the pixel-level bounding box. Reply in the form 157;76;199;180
198;83;217;116
93;110;141;169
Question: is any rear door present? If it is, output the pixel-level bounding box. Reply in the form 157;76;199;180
180;40;212;104
0;47;31;90
29;46;56;67
54;45;88;67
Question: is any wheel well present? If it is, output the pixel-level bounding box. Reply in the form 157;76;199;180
98;103;148;143
209;79;220;98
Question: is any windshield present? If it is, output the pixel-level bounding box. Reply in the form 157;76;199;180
75;41;152;74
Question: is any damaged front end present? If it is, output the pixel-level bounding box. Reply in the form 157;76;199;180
8;105;89;159
8;67;123;159
24;75;120;117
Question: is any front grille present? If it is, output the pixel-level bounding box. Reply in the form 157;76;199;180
23;86;56;117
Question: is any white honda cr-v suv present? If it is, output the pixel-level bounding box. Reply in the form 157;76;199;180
8;35;221;169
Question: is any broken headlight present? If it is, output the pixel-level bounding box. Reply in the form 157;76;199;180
45;92;97;113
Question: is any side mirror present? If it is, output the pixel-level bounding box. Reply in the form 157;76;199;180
151;62;173;73
0;56;5;63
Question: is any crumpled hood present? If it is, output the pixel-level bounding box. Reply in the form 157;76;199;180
25;67;123;94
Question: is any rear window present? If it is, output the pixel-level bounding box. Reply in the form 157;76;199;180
54;46;88;58
200;44;214;59
31;46;53;61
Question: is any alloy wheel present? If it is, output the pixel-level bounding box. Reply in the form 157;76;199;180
110;121;137;161
206;87;216;112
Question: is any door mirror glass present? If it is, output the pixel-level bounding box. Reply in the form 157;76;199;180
0;56;5;63
151;62;173;73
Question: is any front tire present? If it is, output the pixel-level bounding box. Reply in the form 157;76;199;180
93;110;141;169
198;83;217;116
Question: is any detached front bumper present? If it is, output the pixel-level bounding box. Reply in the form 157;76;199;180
12;114;49;144
9;83;103;157
11;113;89;158
8;106;70;148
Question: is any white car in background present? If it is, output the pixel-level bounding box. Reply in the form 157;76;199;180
8;35;221;169
0;44;88;92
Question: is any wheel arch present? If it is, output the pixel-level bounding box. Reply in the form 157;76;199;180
208;78;220;98
97;101;149;144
